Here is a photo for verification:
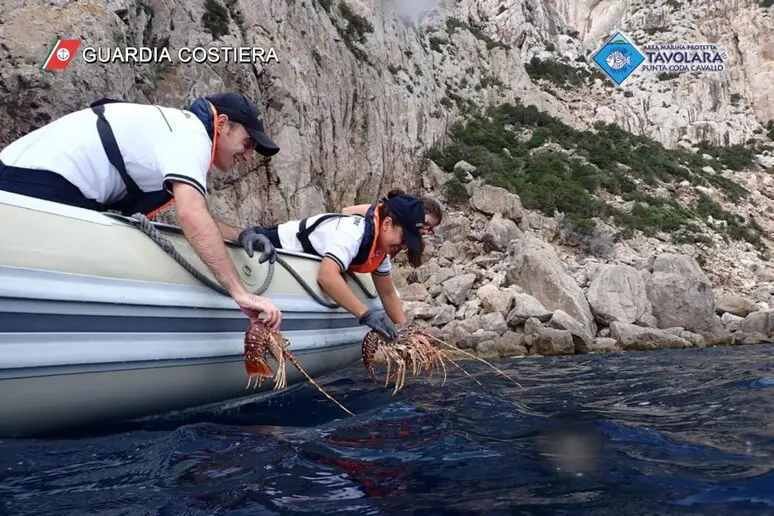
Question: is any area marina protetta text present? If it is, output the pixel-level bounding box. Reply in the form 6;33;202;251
640;43;727;72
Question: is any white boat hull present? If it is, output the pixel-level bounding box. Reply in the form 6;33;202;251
0;191;382;437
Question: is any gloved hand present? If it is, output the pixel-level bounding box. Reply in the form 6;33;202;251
238;228;277;264
359;309;398;340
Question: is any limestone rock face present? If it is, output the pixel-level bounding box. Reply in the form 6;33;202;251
546;0;774;146
4;0;771;226
4;0;774;361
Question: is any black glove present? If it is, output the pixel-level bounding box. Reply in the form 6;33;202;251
359;309;398;340
238;228;277;264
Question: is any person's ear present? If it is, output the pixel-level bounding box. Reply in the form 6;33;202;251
216;114;229;132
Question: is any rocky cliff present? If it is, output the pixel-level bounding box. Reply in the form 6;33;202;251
3;0;772;218
2;0;774;355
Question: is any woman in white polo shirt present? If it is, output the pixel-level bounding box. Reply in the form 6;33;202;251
342;187;444;258
240;193;427;340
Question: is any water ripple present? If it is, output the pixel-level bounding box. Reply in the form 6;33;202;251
2;344;774;515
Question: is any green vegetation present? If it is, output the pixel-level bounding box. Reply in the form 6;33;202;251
444;169;471;206
339;2;373;43
202;0;230;39
525;57;602;88
428;36;445;52
112;30;128;47
444;17;510;50
767;120;774;140
424;100;765;249
696;141;757;172
445;90;476;113
337;1;373;63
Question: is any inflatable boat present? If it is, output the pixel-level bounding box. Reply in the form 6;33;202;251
0;191;381;437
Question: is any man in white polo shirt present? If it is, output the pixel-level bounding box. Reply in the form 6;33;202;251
0;92;282;329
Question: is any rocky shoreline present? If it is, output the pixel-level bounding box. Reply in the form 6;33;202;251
392;176;774;359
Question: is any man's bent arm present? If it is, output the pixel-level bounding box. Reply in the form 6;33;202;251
172;181;247;298
213;217;243;243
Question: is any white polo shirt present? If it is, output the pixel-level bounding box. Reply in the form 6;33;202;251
277;214;392;276
0;102;212;204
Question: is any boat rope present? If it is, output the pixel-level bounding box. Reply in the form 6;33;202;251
126;213;377;308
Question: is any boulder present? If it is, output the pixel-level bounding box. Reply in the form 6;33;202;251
455;330;501;350
403;301;455;326
720;311;744;332
456;298;482;320
434;212;473;242
715;293;758;318
476;283;515;315
731;332;773;345
586;264;652;325
437;241;467;262
506;293;553;326
646;254;723;335
548;310;595;353
477;331;528;358
530;328;575;356
468;184;524;221
736;310;774;337
587;338;622;354
609;322;691;351
414;261;441;284
478;312;510;334
505;235;596;335
429;305;456;326
423;160;454;191
400;283;429;302
441;273;477;306
483;213;523;252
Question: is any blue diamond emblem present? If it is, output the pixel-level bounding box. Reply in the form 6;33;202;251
591;31;645;86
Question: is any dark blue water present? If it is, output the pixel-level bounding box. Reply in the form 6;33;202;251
2;344;774;515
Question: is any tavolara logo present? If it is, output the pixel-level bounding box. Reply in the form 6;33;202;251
41;39;82;70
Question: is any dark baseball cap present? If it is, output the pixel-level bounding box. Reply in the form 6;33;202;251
387;194;425;253
205;92;280;156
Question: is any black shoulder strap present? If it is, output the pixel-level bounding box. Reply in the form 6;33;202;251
351;203;377;266
90;98;127;108
90;102;141;211
296;214;347;256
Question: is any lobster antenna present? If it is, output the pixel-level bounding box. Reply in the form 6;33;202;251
426;334;524;389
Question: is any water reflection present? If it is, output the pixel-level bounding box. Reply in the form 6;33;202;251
1;344;774;515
